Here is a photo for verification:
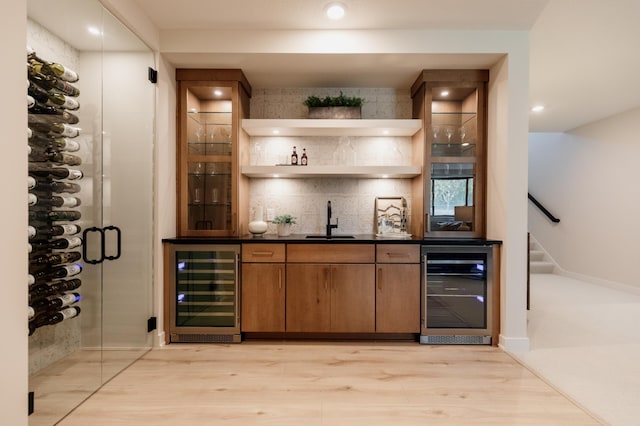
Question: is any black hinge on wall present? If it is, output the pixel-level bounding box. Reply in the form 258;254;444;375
28;391;34;415
148;67;158;84
147;316;157;333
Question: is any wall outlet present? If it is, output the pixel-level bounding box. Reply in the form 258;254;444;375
266;208;275;221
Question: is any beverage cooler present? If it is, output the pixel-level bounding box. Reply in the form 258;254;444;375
166;244;241;343
420;245;494;345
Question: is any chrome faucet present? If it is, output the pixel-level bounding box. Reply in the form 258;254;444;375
326;200;338;236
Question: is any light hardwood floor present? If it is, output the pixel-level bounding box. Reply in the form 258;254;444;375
53;342;600;426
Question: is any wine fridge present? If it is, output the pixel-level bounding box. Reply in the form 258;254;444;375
420;245;494;345
167;244;241;343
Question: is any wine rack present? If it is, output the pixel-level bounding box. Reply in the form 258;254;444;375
27;47;83;335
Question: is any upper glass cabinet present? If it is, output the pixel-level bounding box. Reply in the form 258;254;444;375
176;70;251;237
411;70;488;238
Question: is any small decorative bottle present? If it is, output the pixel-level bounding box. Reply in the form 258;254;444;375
301;148;308;166
291;146;298;165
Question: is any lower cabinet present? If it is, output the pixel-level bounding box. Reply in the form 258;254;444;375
375;244;421;333
240;244;285;332
286;263;375;332
241;263;285;332
239;242;420;337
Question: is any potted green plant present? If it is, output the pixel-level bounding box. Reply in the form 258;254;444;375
303;91;364;119
272;214;297;236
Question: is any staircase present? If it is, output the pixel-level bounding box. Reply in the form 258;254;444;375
529;236;555;274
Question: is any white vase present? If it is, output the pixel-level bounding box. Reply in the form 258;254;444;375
248;206;267;236
277;223;292;237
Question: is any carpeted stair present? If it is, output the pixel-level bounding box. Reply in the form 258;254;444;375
529;236;555;273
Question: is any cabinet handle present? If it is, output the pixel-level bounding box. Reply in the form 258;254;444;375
278;267;282;290
386;252;409;258
324;267;330;291
377;268;382;290
252;251;274;257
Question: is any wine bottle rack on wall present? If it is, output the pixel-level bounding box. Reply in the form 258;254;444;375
27;46;83;336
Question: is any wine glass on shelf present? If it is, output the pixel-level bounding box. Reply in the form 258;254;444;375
445;126;454;146
431;126;440;143
459;126;468;146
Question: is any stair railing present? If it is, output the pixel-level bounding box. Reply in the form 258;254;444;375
528;193;560;223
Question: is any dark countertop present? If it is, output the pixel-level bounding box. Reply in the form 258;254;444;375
162;234;502;245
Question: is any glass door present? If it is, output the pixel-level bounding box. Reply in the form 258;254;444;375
27;1;154;423
168;244;241;343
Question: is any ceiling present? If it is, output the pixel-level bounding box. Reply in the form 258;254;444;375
28;0;640;132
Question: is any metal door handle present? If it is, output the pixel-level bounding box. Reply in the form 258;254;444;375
82;227;104;264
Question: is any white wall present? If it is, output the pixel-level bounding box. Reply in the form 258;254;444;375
1;2;28;425
529;107;640;290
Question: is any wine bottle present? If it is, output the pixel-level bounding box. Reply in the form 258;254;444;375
32;236;82;251
28;81;79;110
30;224;81;240
27;127;32;139
28;65;80;97
29;210;81;222
29;121;80;138
28;194;81;208
30;292;81;317
29;134;80;152
28;147;82;166
29;306;81;335
29;59;79;83
291;146;298;165
28;226;36;240
31;263;82;282
28;274;35;286
28;95;35;109
30;251;82;267
301;148;308;166
27;47;80;83
28;164;83;180
29;106;80;125
28;178;81;194
29;279;82;300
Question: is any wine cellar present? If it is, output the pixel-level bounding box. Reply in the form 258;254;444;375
25;2;156;423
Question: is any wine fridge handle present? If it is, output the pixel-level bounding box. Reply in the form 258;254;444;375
82;227;104;264
103;225;122;261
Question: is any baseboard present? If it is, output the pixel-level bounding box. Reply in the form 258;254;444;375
556;268;640;296
498;335;530;353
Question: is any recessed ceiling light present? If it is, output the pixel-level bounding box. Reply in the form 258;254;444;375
382;130;390;135
440;90;449;97
272;129;280;135
531;105;545;112
325;2;346;20
87;26;102;36
214;89;223;96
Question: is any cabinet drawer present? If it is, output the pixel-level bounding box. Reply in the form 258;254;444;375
376;244;420;263
242;243;285;262
287;244;374;263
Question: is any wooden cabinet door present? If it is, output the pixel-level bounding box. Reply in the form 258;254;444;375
376;264;421;332
330;264;375;332
286;264;331;332
241;263;285;332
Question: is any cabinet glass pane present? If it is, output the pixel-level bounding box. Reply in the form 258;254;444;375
187;112;232;156
428;163;475;232
187;161;232;231
430;86;478;158
175;250;237;327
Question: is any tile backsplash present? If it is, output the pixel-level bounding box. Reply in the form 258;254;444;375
248;87;416;235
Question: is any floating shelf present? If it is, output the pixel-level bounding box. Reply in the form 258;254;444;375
242;119;422;137
241;165;421;178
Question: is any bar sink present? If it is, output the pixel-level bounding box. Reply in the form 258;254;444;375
305;235;355;239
